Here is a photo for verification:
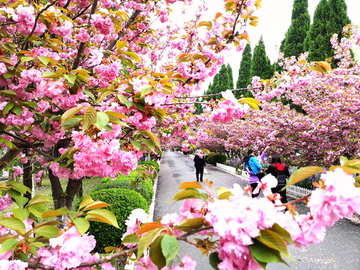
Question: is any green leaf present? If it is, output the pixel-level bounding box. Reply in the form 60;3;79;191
169;189;201;202
0;217;26;234
21;56;35;62
286;166;324;188
73;218;90;235
6;181;30;194
268;223;294;244
134;102;145;112
61;117;83;130
64;74;77;85
83;106;97;131
93;112;109;131
0;239;19;254
7;189;21;200
61;106;86;124
23;101;39;109
86;209;119;228
137;227;164;259
42;71;63;79
175;218;205;232
42;208;67;219
122;234;140;244
28;203;47;218
209;252;221;270
141;85;153;96
0;138;17;149
79;195;94;210
143;130;161;149
104;111;127;120
0;90;16;96
258;230;294;261
3;71;14;80
38;56;50;66
140;138;155;152
116;40;126;50
131;141;142;151
150;235;166;269
13;209;29;221
249;238;289;265
83;90;96;102
34;225;60;238
161;235;179;265
12;105;23;116
28;195;51;206
15;197;28;208
3;102;14;115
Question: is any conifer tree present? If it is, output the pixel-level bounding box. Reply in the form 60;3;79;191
305;0;350;63
227;63;234;90
213;65;230;99
236;43;252;98
327;0;351;41
282;0;310;58
250;36;273;80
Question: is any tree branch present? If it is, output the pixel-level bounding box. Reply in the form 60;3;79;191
106;10;141;52
72;4;91;21
72;0;98;70
162;102;212;106
22;0;59;50
0;129;56;161
173;86;261;99
28;226;214;269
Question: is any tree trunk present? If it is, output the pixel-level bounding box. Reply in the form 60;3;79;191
65;178;83;210
0;148;23;171
22;151;32;202
76;178;83;198
48;168;66;210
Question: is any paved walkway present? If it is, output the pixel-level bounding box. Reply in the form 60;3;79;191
154;151;360;270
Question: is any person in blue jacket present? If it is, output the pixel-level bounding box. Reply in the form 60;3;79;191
243;149;265;197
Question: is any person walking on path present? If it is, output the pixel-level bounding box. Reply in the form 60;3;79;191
194;151;206;182
243;148;266;198
266;155;290;204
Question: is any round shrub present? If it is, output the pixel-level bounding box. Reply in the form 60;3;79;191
211;154;227;165
93;179;154;206
207;153;216;164
77;188;149;253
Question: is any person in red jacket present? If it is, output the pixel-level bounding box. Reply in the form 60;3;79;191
266;155;290;204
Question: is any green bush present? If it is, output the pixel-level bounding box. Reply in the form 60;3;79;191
76;188;149;253
138;161;160;172
207;153;216;164
93;179;154;206
211;154;227;165
101;170;138;184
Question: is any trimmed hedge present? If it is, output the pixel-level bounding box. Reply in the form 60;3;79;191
138;161;160;172
76;188;149;253
206;153;216;164
211;154;227;165
93;179;154;206
101;170;138;184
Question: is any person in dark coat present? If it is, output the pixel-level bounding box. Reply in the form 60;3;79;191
194;152;206;182
266;155;290;204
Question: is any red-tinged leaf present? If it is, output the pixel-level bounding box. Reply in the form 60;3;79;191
178;182;203;190
205;37;218;46
82;202;110;211
104;246;117;253
82;106;97;131
86;209;119;228
136;223;164;236
215;12;222;20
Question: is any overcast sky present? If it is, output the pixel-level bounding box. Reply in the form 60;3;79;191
191;0;360;92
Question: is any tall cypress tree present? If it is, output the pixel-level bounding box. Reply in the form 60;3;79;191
250;36;273;81
327;0;351;41
236;43;252;98
305;0;350;63
282;0;310;58
227;63;234;90
214;65;230;99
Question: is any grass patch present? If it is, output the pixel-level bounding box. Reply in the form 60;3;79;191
1;175;103;216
